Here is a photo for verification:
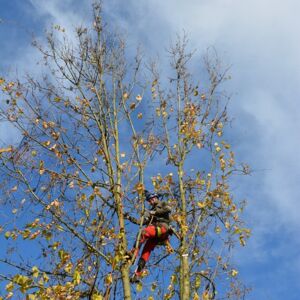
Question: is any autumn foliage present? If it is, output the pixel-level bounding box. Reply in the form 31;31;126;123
0;3;250;299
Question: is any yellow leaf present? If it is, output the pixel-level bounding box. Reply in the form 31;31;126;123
14;274;29;286
193;292;200;300
56;225;64;231
134;182;144;195
42;140;51;147
215;226;221;234
129;102;136;110
170;274;177;284
5;231;11;239
5;282;14;292
152;79;158;86
202;290;210;300
195;274;201;289
29;230;41;240
231;269;238;277
64;262;73;273
197;202;206;208
239;236;246;246
73;270;81;285
225;221;230;229
11;185;18;192
32;266;39;278
136;281;143;292
105;274;113;285
39;161;45;175
92;294;103;300
43;273;49;282
0;146;13;154
156;107;161;116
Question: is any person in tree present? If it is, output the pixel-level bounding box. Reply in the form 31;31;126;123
126;190;174;282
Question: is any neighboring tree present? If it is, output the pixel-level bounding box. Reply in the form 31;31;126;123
0;3;250;299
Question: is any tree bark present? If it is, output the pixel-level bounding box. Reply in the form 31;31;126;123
121;266;131;300
178;162;190;300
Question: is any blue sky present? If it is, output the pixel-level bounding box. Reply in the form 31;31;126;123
1;0;300;299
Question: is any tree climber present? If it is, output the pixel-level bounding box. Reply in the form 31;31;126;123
126;190;174;283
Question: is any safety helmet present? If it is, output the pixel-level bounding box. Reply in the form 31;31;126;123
145;190;159;202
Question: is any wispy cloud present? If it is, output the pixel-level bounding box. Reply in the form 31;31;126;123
29;0;90;32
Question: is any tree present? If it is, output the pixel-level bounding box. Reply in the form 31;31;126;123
0;2;250;299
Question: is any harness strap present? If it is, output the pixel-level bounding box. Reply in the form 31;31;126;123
156;226;162;238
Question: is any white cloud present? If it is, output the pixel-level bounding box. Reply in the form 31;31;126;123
29;0;90;33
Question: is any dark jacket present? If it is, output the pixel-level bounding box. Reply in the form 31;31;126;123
126;200;171;228
148;201;171;227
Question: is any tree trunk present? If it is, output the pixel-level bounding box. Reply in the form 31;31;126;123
178;163;190;299
180;249;190;300
121;266;131;300
114;95;132;300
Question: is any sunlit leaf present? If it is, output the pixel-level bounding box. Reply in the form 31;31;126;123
5;231;11;239
5;282;14;292
136;281;143;292
0;146;13;154
105;274;113;285
195;274;201;289
197;202;206;209
73;270;81;285
32;266;39;278
91;294;103;300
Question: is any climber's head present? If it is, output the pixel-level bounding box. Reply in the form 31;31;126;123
145;190;159;205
